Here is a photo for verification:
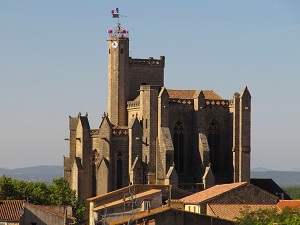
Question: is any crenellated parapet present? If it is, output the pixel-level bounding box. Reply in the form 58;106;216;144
112;126;129;136
90;129;100;137
127;101;140;109
169;99;194;105
129;56;165;68
204;99;230;108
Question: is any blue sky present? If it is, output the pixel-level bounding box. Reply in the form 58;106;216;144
0;1;299;170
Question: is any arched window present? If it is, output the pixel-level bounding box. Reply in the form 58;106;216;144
208;120;220;173
173;120;184;173
117;151;123;189
91;150;100;196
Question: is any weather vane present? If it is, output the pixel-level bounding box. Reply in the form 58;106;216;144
107;7;129;38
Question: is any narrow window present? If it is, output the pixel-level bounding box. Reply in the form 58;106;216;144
117;151;123;189
91;150;100;196
208;120;220;173
173;120;184;173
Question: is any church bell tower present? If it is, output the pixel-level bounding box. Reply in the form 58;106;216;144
107;23;130;126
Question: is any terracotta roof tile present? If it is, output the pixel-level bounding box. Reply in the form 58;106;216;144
167;89;223;100
202;90;223;100
180;182;247;203
277;200;300;210
208;204;279;221
110;206;172;225
0;200;25;221
93;189;162;211
25;203;76;221
112;126;128;129
167;90;196;99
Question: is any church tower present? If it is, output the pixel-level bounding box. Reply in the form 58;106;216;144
107;23;130;126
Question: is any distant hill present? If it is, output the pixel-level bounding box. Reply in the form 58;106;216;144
0;165;63;183
251;170;300;187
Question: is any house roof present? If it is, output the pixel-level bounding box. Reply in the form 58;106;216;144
0;200;25;221
250;179;291;200
93;189;161;211
24;203;76;221
109;206;172;225
179;182;247;204
167;89;223;100
207;204;279;221
88;184;172;202
277;200;300;210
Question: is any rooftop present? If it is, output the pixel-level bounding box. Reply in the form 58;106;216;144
207;203;279;221
167;89;223;100
178;182;247;203
0;200;25;221
277;200;300;210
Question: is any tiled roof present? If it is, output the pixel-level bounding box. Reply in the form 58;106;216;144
167;89;223;100
277;200;300;210
202;90;223;100
110;206;172;225
93;189;162;211
250;179;292;200
207;204;279;221
112;126;128;129
0;200;25;221
25;203;76;221
167;90;197;99
180;182;247;203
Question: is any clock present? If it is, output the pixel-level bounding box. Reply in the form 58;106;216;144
112;41;118;48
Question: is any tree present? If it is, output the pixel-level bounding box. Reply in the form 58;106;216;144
0;176;86;225
235;207;300;225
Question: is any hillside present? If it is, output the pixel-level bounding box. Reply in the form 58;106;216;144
0;165;63;183
251;170;300;187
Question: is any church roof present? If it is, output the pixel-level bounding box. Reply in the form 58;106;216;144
167;89;223;100
167;90;196;99
202;90;223;100
179;182;247;203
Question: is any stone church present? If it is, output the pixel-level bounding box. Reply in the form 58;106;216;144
64;23;251;201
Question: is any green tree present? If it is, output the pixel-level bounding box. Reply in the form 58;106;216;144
283;186;300;200
0;176;20;199
0;176;86;225
235;207;300;225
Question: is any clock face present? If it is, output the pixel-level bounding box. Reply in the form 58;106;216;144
112;41;118;48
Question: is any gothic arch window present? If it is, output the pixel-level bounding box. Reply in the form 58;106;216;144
208;120;220;173
91;149;100;196
116;150;123;189
173;120;184;173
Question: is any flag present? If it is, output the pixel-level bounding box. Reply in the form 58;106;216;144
111;7;119;18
